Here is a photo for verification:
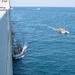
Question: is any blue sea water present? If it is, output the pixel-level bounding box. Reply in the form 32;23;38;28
11;7;75;75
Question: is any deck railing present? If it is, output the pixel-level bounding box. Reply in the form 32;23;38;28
0;7;6;11
0;0;7;2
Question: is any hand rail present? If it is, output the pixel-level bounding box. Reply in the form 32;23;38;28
0;0;7;2
0;7;6;11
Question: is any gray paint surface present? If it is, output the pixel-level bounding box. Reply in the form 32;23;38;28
0;11;13;75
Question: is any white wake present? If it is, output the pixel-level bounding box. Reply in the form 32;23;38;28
48;26;57;31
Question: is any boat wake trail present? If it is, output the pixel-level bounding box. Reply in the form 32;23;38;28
48;26;57;31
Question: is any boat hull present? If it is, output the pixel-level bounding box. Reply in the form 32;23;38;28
13;45;27;59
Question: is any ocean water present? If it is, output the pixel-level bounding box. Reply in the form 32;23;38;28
11;7;75;75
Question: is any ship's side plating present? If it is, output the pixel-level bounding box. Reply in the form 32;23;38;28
0;0;13;75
